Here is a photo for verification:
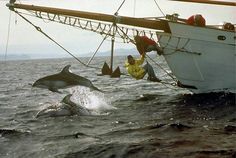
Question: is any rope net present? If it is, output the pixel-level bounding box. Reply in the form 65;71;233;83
18;10;160;43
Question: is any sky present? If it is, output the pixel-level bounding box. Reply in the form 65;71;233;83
0;0;235;59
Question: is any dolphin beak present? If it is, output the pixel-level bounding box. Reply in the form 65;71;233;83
30;83;35;87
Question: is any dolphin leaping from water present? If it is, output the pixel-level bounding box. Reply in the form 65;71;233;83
36;94;91;118
32;65;101;93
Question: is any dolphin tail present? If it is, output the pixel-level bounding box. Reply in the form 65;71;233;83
36;108;49;118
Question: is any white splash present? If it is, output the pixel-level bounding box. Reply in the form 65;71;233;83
69;87;116;115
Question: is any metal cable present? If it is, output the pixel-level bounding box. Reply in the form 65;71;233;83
153;0;166;17
86;27;113;65
4;11;12;63
146;54;177;81
115;0;126;15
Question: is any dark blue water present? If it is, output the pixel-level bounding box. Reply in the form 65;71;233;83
0;57;235;158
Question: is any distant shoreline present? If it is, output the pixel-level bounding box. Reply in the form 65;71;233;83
0;48;140;61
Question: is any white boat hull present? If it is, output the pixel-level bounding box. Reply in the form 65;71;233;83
158;22;236;93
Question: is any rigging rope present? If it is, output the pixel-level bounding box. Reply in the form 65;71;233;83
153;0;165;17
86;27;112;66
4;11;12;63
157;34;201;56
115;26;177;89
115;0;126;15
11;6;178;90
115;25;177;85
15;11;101;70
146;54;177;81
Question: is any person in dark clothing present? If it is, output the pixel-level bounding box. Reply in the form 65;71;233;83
134;35;163;55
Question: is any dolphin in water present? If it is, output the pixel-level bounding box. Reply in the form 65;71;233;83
36;94;91;118
32;65;101;93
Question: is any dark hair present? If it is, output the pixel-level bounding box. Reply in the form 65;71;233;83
127;55;133;59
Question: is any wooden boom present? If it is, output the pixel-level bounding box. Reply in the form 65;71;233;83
6;3;171;33
170;0;236;6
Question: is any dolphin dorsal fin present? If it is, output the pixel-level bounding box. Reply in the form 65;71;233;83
61;94;73;104
61;65;71;74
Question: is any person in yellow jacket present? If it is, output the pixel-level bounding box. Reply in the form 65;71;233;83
125;54;161;82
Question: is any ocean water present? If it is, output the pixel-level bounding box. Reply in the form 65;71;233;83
0;57;235;158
